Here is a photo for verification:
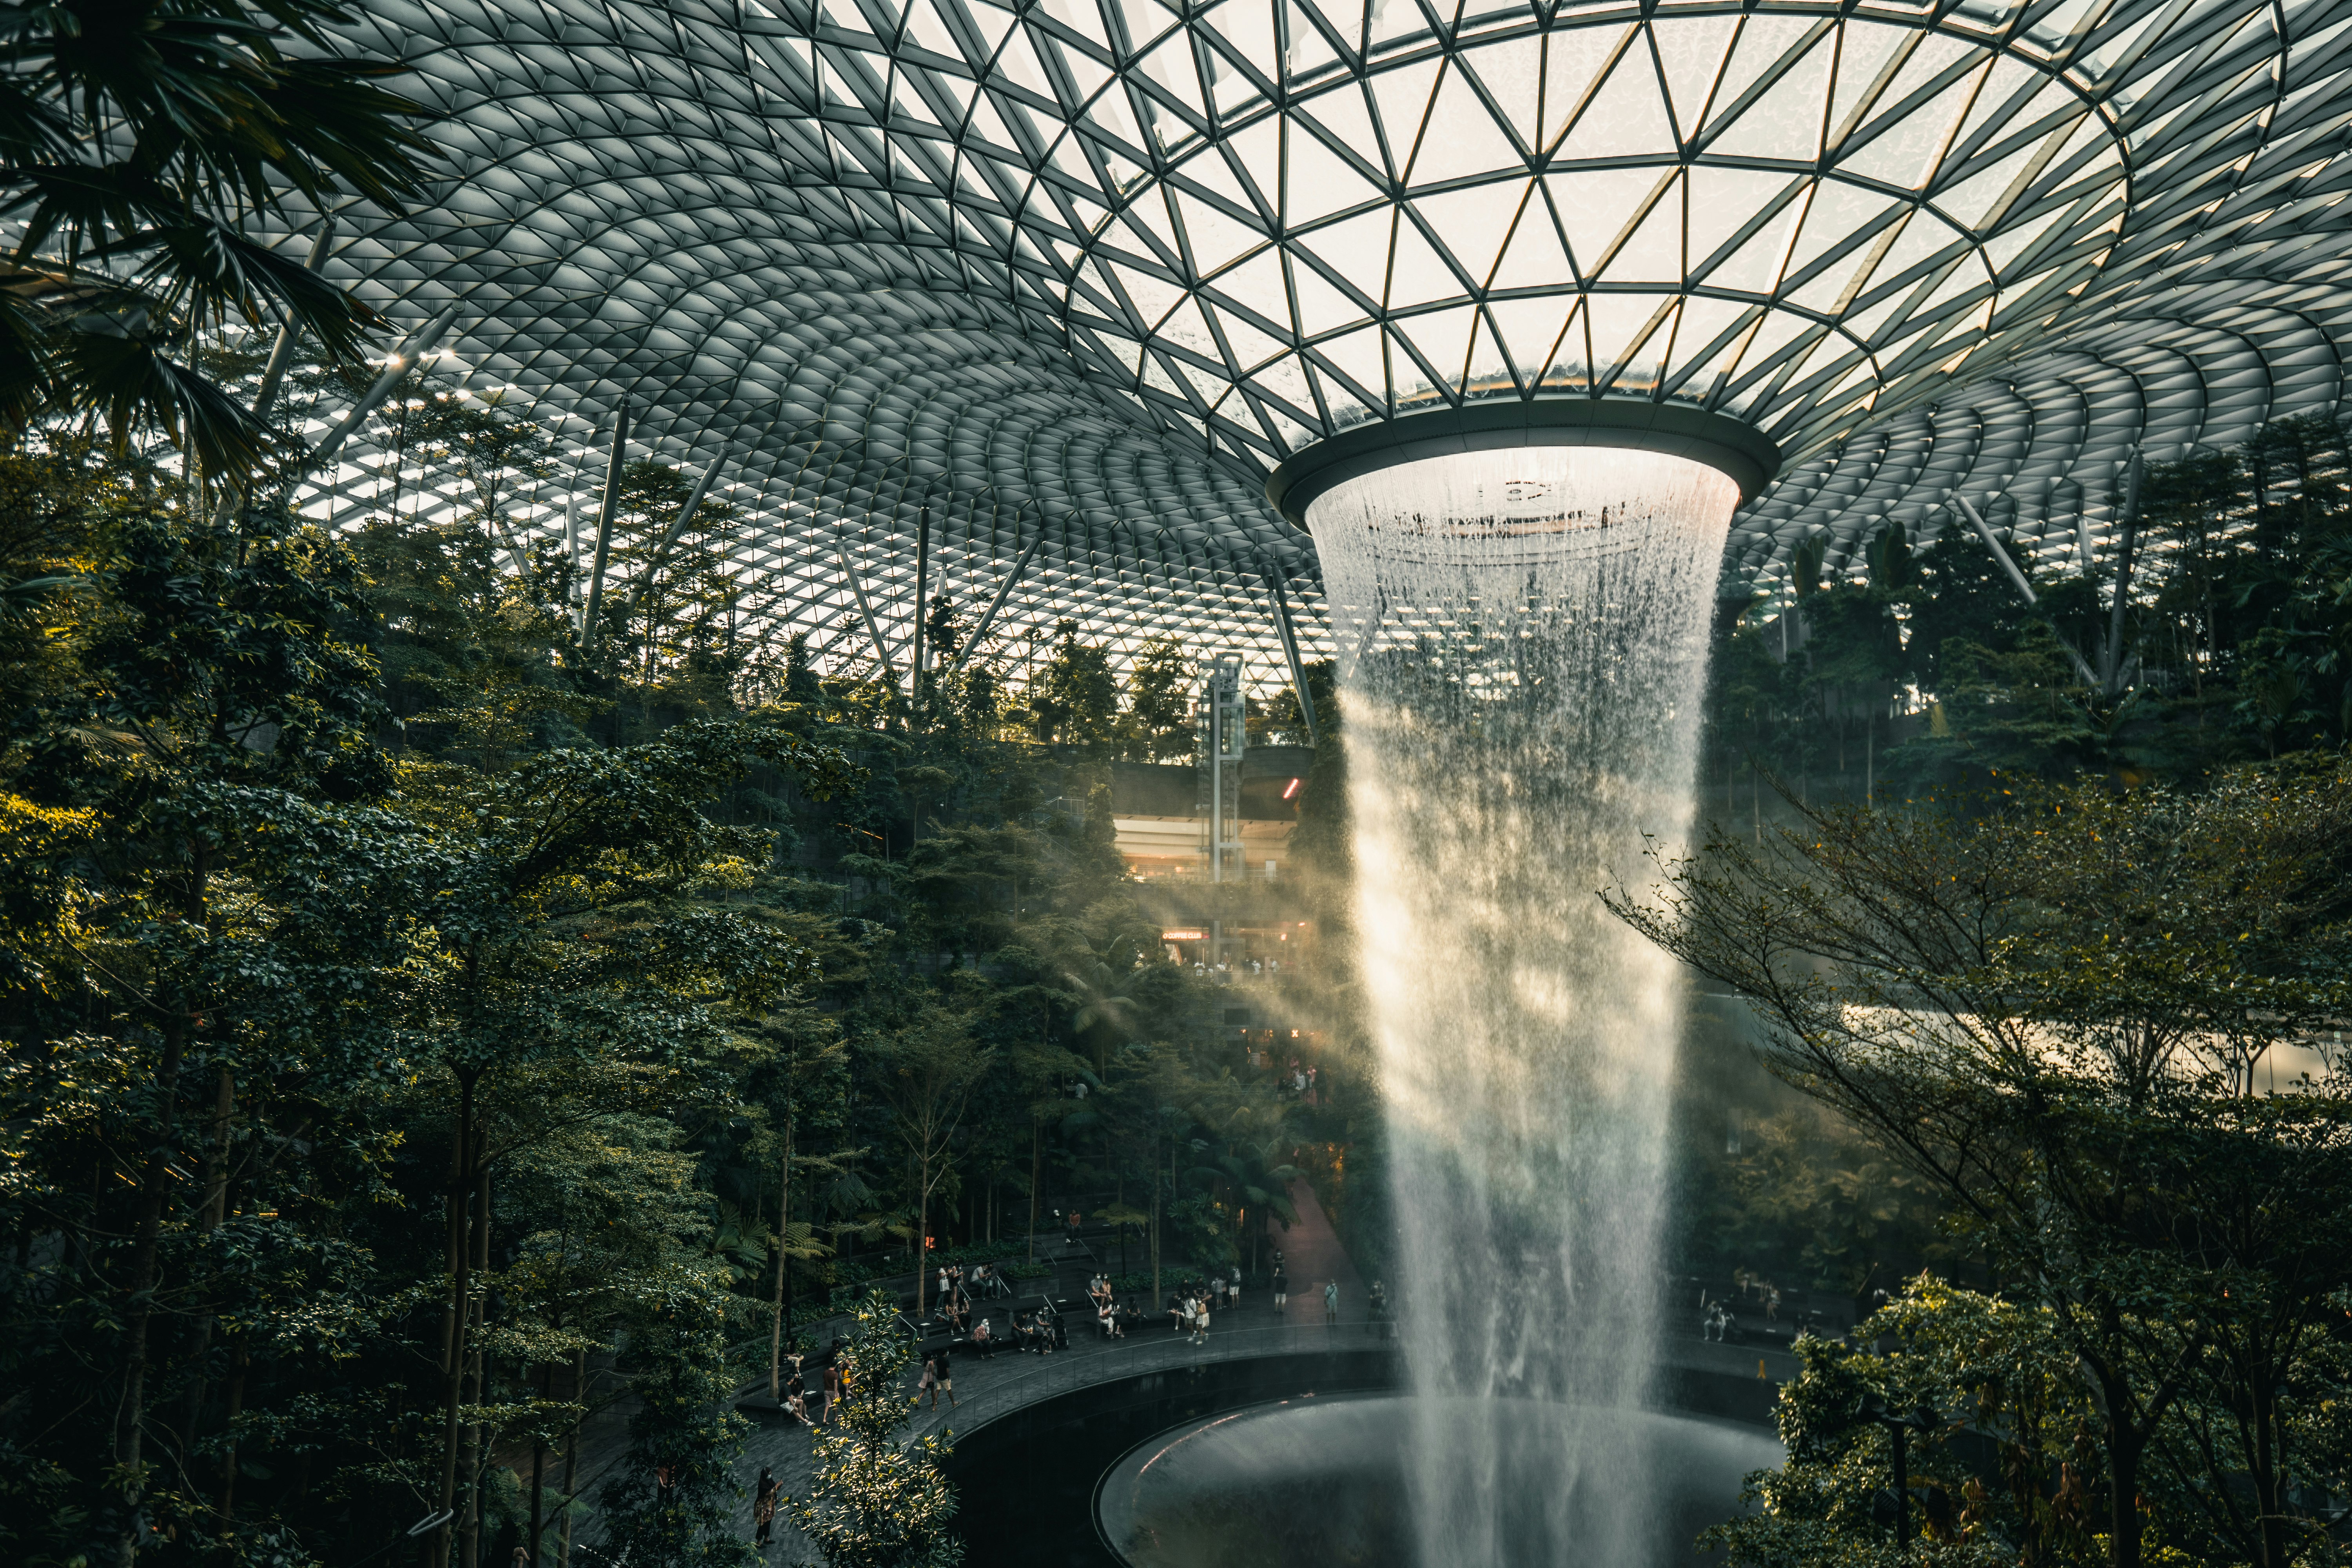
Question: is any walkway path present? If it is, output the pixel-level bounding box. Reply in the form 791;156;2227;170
1268;1177;1365;1324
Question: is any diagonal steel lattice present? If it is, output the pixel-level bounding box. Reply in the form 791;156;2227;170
280;0;2352;679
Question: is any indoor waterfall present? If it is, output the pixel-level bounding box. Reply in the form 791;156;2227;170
1308;446;1740;1565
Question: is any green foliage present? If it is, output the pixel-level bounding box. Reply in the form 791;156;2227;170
1022;620;1120;747
595;1296;755;1568
1710;1277;2103;1568
0;0;436;472
788;1290;963;1568
1614;767;2352;1568
1689;1108;1953;1293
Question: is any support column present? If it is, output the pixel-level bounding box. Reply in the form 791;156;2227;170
305;298;468;476
582;402;631;644
1952;495;2099;687
837;540;894;674
953;523;1041;674
911;502;932;677
626;448;726;624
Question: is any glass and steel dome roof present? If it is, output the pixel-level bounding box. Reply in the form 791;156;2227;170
292;0;2352;673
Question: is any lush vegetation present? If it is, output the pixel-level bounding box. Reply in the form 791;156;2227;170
1617;766;2352;1568
1710;415;2352;799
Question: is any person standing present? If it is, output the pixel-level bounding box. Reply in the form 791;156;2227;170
1323;1279;1339;1325
933;1348;957;1409
1192;1293;1210;1345
919;1350;942;1409
753;1467;779;1548
1272;1265;1288;1309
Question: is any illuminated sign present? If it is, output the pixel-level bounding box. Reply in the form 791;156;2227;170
1161;929;1207;942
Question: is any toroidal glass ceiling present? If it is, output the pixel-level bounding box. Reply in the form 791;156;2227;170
291;0;2352;678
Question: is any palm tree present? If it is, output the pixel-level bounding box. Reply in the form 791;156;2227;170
0;0;436;474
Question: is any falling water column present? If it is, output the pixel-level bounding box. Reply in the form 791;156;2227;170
1305;445;1741;1566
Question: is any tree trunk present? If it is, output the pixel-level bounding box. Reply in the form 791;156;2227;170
557;1347;585;1568
1027;1116;1042;1263
460;1159;492;1568
2106;1428;2143;1568
529;1359;550;1568
113;1013;187;1568
216;1343;247;1518
178;1065;239;1465
916;1160;930;1320
769;1111;792;1398
433;1072;479;1568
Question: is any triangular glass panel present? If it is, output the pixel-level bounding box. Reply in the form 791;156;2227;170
1781;183;1898;291
965;0;1019;61
1208;245;1291;328
1686;168;1800;280
1388;213;1461;308
1935;141;2035;232
1598;173;1682;283
1172;187;1258;276
1253;352;1318;421
1390;324;1446;410
1109;257;1185;326
1463;309;1515;397
1826;20;1906;148
1724;305;1811;385
1948;56;2039;167
1659;299;1759;397
1138;35;1208;123
1848;207;1967;311
1486;293;1573;382
1294;81;1387;180
1286;112;1388;225
1834;290;1906;348
1309;361;1379;430
1538;298;1591;393
1541;24;1630;150
1281;0;1341;78
1180;139;1260;212
1300;205;1395;303
1410;61;1525;187
1287;246;1368;335
1716;30;1833;163
1583;290;1668;386
996;24;1056;100
1555;44;1677;163
1224;117;1282;210
1399;303;1480;389
1983;205;2073;285
1488;199;1574;292
1204;300;1285;371
1702;187;1804;296
1703;13;1818;139
1841;66;1979;191
1649;15;1738;141
1547;167;1667;277
1458;38;1541;149
1408;180;1528;288
1312;323;1388;406
1368;57;1444;174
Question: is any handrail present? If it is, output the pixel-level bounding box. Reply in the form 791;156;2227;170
902;1320;1396;1443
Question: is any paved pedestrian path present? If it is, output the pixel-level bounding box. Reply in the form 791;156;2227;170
1268;1176;1366;1325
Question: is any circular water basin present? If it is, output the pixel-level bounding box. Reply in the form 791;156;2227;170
1095;1393;1780;1567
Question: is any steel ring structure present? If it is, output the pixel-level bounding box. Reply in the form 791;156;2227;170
291;0;2352;676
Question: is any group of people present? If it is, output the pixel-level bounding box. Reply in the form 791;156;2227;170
932;1261;1011;1335
967;1303;1065;1356
1085;1275;1142;1338
775;1347;851;1428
